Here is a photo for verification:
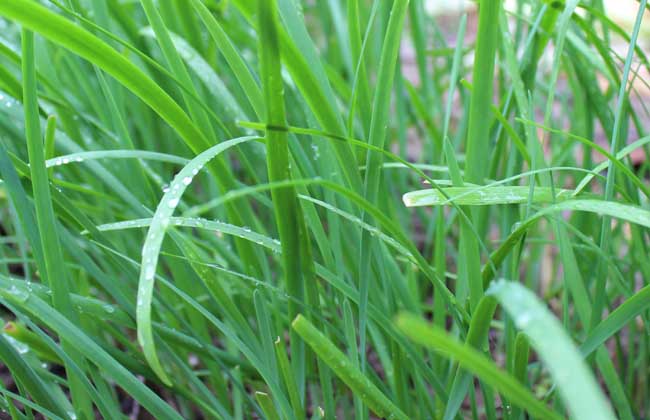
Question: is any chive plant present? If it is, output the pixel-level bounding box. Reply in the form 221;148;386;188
0;0;649;419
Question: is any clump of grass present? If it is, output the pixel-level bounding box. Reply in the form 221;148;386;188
0;0;649;419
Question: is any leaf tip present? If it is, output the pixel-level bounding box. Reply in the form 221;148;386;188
291;314;305;330
402;193;415;207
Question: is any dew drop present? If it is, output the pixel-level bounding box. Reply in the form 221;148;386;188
6;336;29;354
311;143;320;160
8;285;28;302
182;176;193;186
517;311;533;328
167;198;179;209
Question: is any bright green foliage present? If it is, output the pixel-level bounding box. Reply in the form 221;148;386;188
0;0;648;419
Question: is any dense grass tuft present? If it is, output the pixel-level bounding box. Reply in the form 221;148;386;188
0;0;649;418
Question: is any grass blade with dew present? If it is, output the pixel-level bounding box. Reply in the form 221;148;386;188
45;150;189;167
404;186;574;207
487;280;616;420
0;1;647;417
395;312;561;420
138;0;265;280
137;136;259;385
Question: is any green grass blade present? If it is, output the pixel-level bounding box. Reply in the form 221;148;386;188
137;136;258;385
483;199;650;285
255;392;281;420
574;135;650;195
395;312;561;420
460;0;501;310
404;186;574;207
487;280;616;420
581;284;650;357
45;150;189;167
590;0;649;332
357;0;409;372
292;315;408;420
275;336;304;419
21;28;92;419
189;0;264;119
444;297;499;420
257;0;314;397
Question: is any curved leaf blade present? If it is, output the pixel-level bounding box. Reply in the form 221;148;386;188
395;312;561;420
487;280;616;420
137;136;258;385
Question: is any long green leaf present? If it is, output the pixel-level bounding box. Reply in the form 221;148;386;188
137;136;258;385
395;312;561;420
292;315;408;420
487;280;616;420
